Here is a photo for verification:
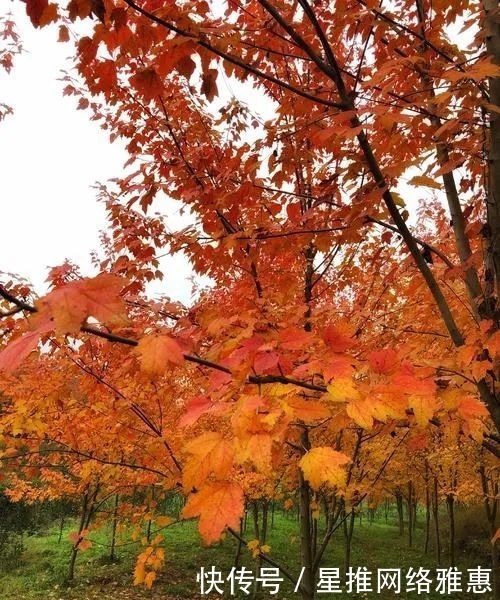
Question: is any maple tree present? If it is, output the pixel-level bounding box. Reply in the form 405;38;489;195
1;0;500;597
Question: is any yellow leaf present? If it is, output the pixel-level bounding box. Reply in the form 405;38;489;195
299;447;350;490
408;175;441;190
234;434;272;474
391;192;406;207
346;399;374;429
247;539;260;557
440;388;462;411
409;395;435;427
327;378;360;403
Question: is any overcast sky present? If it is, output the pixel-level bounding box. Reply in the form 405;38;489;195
0;3;202;305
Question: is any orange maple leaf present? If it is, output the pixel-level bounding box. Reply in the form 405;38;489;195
346;398;374;430
37;273;127;334
136;333;184;375
368;348;398;374
182;432;234;490
234;433;273;473
182;482;244;544
284;397;330;422
322;323;355;353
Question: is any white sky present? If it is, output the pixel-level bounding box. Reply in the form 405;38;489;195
0;4;201;305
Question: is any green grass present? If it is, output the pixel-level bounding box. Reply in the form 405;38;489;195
0;511;493;599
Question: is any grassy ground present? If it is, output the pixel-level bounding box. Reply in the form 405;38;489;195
0;510;493;599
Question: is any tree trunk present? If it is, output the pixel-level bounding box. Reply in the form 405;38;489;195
433;477;442;565
252;501;260;541
109;494;119;561
479;464;499;597
58;513;65;544
68;486;98;582
298;430;314;600
395;491;404;536
233;518;244;569
146;486;155;543
446;494;456;567
483;0;500;304
251;501;261;599
68;545;79;584
262;501;269;544
343;507;355;575
311;512;318;559
407;482;413;548
68;492;88;582
424;463;431;554
480;0;500;437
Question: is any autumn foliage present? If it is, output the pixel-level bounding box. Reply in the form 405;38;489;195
0;0;500;597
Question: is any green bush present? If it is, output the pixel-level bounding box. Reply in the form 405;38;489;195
0;530;24;566
0;492;76;568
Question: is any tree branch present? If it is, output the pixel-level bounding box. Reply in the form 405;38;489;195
122;0;344;109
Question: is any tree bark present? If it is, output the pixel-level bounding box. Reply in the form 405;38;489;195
446;494;456;567
395;490;404;536
109;493;119;561
68;486;98;582
343;505;355;574
432;477;442;565
479;464;499;597
483;0;500;304
68;491;88;582
298;430;315;600
424;462;431;554
407;482;413;548
58;512;65;544
233;518;244;569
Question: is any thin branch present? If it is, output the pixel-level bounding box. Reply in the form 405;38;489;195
365;216;455;268
122;0;344;109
